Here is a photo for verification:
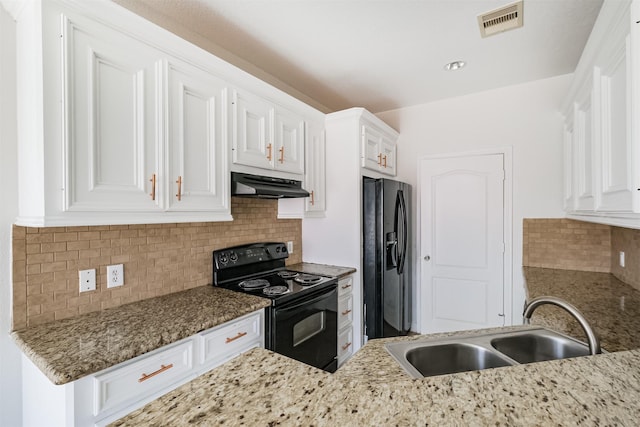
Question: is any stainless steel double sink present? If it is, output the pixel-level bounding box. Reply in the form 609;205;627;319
385;327;594;378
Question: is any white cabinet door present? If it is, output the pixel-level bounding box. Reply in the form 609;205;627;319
380;136;397;175
63;15;163;213
304;121;326;215
166;61;229;213
232;89;274;171
574;83;596;211
597;35;634;212
362;125;383;171
563;116;575;211
274;107;305;174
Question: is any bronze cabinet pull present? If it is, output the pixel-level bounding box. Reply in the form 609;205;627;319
266;143;273;161
278;146;285;163
341;342;352;351
149;174;156;200
225;331;247;344
138;363;173;383
342;309;352;316
175;176;182;201
310;190;315;206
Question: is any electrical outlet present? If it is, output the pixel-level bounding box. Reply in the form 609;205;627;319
287;241;294;254
620;251;625;268
79;269;96;293
107;264;124;288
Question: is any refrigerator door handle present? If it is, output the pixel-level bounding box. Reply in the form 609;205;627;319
397;190;408;274
386;232;398;268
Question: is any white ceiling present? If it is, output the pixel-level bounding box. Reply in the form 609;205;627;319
116;0;604;113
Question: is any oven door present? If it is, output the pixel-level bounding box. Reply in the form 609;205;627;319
271;284;338;372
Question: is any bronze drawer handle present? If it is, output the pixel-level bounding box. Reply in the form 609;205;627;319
341;342;352;351
225;331;248;344
341;283;351;290
341;309;352;316
138;363;173;383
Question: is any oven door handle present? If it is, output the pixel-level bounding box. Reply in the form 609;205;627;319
278;285;337;313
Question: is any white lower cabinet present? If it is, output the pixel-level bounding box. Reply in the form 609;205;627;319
337;275;355;367
22;310;264;427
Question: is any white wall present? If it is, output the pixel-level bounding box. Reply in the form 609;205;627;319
0;3;22;426
376;74;571;326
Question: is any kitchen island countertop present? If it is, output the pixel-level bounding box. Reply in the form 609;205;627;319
112;326;640;426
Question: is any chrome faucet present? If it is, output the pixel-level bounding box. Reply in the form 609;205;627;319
523;296;601;355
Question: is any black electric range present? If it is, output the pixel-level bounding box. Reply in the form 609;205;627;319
212;242;338;372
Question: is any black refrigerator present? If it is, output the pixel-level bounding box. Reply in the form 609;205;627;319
363;177;411;339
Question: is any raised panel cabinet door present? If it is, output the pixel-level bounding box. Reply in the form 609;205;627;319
305;121;326;214
598;35;634;212
274;107;305;175
379;136;397;176
574;84;596;211
63;14;162;212
563;117;576;211
166;61;230;213
361;125;383;171
232;89;274;170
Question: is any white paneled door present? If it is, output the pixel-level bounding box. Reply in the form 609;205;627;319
420;153;505;333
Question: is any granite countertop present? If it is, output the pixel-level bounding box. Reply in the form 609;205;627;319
113;327;640;426
287;262;356;279
524;267;640;352
11;286;270;385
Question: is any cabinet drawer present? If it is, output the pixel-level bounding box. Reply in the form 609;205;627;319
199;312;262;367
337;276;353;298
338;294;354;330
337;326;354;362
93;340;194;416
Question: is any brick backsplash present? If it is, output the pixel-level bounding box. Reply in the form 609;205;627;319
12;198;301;330
611;226;640;291
523;219;611;272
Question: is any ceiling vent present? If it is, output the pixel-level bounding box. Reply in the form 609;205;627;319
477;1;524;38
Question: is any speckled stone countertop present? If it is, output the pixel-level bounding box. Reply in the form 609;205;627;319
287;262;356;279
113;327;640;426
524;267;640;352
11;286;270;385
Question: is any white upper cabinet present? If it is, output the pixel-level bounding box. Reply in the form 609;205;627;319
166;61;229;213
15;0;325;226
63;13;164;214
304;121;326;215
232;89;305;176
562;0;640;228
232;89;274;171
361;117;398;176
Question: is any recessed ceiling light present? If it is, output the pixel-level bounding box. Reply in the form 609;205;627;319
444;61;466;71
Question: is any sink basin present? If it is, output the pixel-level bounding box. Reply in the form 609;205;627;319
490;331;590;363
405;343;513;377
385;327;593;379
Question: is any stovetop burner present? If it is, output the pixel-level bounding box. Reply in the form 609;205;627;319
294;274;323;285
277;271;299;279
263;285;290;296
238;278;270;290
212;243;337;306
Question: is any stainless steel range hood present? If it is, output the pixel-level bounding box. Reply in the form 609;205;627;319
231;172;310;199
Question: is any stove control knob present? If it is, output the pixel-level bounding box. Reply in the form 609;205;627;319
275;246;280;253
229;252;238;262
219;254;228;265
281;245;287;253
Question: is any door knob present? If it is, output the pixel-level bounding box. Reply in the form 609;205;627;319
424;255;431;261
